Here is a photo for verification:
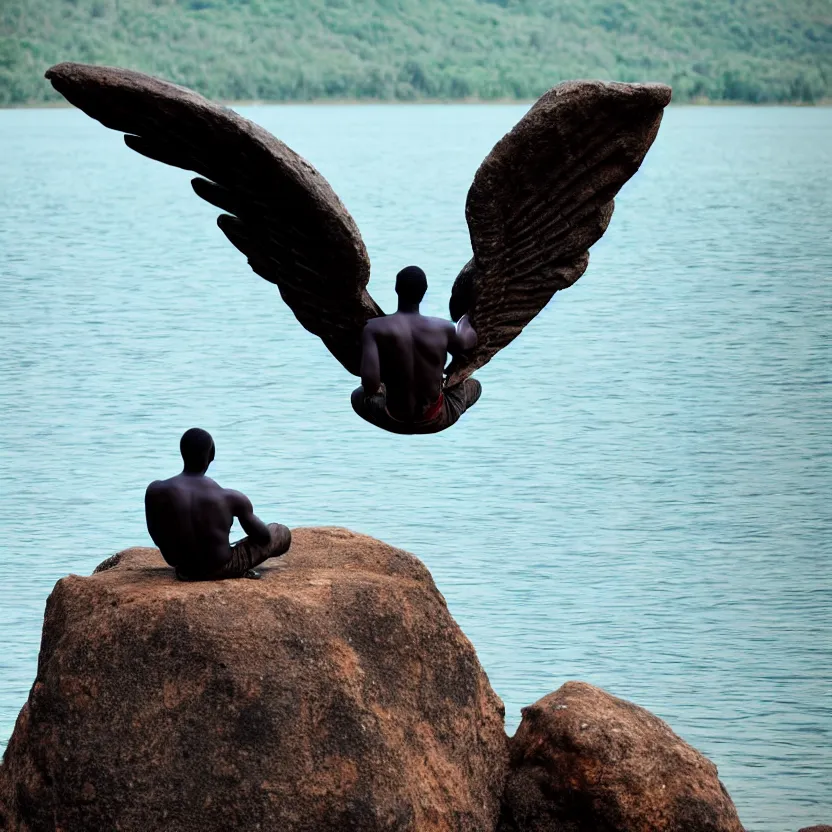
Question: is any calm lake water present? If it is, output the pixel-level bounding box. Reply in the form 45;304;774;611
1;103;830;829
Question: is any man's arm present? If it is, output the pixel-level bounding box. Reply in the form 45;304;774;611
144;482;164;550
227;490;271;545
360;324;381;395
447;314;477;356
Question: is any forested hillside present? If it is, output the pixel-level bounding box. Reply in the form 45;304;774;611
2;0;830;105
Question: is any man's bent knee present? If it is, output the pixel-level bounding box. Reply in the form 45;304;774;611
464;378;482;408
350;386;365;415
269;523;292;557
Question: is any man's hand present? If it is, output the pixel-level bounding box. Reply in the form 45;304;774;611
364;382;384;402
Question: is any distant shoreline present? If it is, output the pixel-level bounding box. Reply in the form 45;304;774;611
3;96;831;110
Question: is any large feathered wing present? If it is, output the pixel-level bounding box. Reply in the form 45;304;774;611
446;80;671;386
45;62;383;376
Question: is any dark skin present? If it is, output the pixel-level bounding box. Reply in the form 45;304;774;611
145;448;271;576
360;298;477;421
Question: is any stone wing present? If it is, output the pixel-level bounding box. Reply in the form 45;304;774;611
46;62;383;376
446;80;671;387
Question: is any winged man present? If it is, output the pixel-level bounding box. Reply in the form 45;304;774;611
46;63;670;435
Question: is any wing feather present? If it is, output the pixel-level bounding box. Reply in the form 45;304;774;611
447;80;671;386
46;62;382;375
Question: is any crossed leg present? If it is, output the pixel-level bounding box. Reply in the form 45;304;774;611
175;523;292;581
350;378;482;435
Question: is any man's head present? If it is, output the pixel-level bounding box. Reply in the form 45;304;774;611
180;427;215;474
395;265;428;307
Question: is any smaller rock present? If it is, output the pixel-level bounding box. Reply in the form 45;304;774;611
798;826;832;832
499;681;744;832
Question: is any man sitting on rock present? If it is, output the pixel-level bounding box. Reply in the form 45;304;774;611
351;266;480;435
145;428;291;580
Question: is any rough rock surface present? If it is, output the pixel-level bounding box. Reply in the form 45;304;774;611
0;528;507;832
0;779;9;830
445;80;672;386
498;681;744;832
798;827;832;831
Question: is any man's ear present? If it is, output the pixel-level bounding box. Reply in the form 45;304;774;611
210;443;216;463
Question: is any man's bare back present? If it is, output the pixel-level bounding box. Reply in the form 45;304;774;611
145;428;291;580
351;266;481;434
362;313;465;420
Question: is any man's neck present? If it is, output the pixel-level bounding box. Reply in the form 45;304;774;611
397;302;420;314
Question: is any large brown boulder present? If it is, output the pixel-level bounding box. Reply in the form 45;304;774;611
0;780;9;830
498;681;744;832
0;528;507;832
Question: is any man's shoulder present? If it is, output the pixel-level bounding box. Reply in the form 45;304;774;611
417;315;456;340
221;487;251;508
146;474;221;495
376;312;452;330
145;477;172;495
365;314;392;333
423;314;454;329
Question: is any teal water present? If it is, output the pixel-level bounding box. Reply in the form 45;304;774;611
0;104;830;830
